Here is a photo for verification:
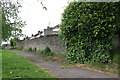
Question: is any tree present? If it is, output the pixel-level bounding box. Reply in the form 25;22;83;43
60;2;120;63
0;0;26;42
10;38;19;48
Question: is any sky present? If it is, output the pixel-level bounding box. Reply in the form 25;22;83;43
2;0;72;45
19;0;70;38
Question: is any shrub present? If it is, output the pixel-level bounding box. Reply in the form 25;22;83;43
28;47;32;51
60;2;120;63
39;47;54;56
45;52;54;56
37;50;42;54
44;47;51;53
10;38;19;48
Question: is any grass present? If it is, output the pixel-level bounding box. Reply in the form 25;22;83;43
2;50;57;78
59;64;75;69
76;62;119;77
37;53;66;64
12;47;119;77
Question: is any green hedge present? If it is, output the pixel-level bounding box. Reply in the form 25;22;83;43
60;2;120;63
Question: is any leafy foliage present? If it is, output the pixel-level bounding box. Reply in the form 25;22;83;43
40;47;54;56
10;38;19;48
1;1;26;41
44;47;51;53
60;2;120;63
28;47;33;51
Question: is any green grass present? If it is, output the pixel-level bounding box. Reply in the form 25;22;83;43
7;47;119;77
2;50;56;78
82;63;119;76
0;50;2;78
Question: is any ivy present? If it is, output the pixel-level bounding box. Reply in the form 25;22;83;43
60;2;120;63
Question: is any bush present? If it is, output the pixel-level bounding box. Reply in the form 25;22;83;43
60;2;120;63
37;50;42;54
28;47;32;51
44;47;51;53
39;47;54;56
10;38;19;48
46;52;54;56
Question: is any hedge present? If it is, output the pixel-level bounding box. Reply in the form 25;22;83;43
60;2;120;63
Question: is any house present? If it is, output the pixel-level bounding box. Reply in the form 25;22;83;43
22;25;60;40
44;25;60;36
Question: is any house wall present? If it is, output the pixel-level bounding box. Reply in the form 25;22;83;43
16;35;66;54
44;29;55;36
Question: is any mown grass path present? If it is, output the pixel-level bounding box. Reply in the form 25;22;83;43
2;50;56;78
10;50;119;79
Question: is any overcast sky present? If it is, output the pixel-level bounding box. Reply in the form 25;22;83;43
19;0;70;38
2;0;72;44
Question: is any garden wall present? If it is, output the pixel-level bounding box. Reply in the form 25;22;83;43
16;35;66;54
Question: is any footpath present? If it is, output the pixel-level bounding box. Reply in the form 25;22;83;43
11;50;118;79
